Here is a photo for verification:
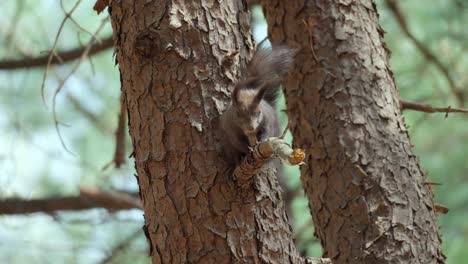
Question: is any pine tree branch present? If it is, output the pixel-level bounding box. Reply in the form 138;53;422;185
0;36;113;70
234;138;305;186
0;188;141;215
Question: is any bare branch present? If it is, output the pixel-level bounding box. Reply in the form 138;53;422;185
40;0;83;105
434;204;449;214
51;17;110;155
0;188;141;215
385;0;465;106
103;94;127;170
233;141;276;185
114;95;127;168
80;187;142;209
0;36;113;70
400;99;468;114
234;138;304;185
60;0;102;44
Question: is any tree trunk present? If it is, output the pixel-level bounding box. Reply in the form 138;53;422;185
261;0;445;263
108;1;307;263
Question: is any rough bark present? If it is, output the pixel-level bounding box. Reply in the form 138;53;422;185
261;0;445;263
108;1;305;263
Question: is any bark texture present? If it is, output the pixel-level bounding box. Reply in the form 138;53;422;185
261;0;445;263
109;1;303;263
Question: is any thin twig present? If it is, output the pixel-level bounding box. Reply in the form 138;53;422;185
280;119;290;139
51;16;110;155
256;35;269;48
385;0;464;106
400;99;468;115
424;181;443;186
77;32;98;75
60;0;102;44
40;0;83;106
434;204;449;214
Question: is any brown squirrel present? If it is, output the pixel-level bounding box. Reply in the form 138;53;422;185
220;45;295;164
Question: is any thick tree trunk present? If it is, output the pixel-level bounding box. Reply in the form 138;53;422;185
108;1;308;263
261;0;445;263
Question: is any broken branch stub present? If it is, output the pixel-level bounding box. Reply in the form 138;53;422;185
233;137;305;184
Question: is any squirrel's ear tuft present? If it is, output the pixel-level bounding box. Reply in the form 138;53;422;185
249;83;267;111
232;83;241;105
232;77;261;106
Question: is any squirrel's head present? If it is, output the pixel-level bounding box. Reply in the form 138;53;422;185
231;78;268;146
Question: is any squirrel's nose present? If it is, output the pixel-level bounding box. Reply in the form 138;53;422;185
245;128;255;133
245;131;257;146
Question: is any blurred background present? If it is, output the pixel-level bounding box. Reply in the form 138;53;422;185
0;0;466;263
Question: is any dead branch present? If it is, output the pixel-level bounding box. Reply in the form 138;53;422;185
0;36;113;70
60;0;101;45
80;187;142;209
424;181;443;186
103;94;127;170
50;17;110;155
385;0;465;106
40;0;83;104
114;95;127;167
0;188;141;215
400;99;468;114
234;138;304;185
233;141;274;185
434;204;449;214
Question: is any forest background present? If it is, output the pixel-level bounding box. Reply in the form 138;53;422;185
0;0;466;263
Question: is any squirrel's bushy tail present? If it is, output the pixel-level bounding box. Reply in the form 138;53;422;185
245;45;295;105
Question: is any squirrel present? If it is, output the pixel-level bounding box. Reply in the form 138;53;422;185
220;45;295;164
